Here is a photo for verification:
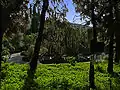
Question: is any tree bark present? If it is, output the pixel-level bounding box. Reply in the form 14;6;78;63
30;0;49;71
89;0;96;88
114;1;120;63
108;33;114;73
107;0;114;73
89;55;95;88
115;34;120;63
0;31;3;72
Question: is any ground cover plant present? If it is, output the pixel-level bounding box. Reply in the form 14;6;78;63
1;62;120;90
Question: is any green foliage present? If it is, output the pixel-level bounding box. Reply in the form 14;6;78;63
7;33;36;53
21;46;48;62
2;35;14;62
66;56;76;66
103;55;109;61
2;47;10;56
31;5;40;33
0;62;120;90
1;62;89;90
95;64;106;73
1;62;120;90
39;47;48;55
1;62;28;90
43;18;89;56
23;34;36;44
10;32;24;52
2;35;15;53
22;33;36;50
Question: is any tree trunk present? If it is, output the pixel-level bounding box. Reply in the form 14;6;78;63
30;0;49;71
107;0;114;73
108;33;114;73
114;1;120;63
89;55;95;88
89;0;96;89
115;34;120;63
0;31;3;72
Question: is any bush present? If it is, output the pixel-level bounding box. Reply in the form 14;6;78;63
2;35;15;62
1;62;120;90
96;65;105;73
2;47;10;56
66;56;76;66
3;36;15;52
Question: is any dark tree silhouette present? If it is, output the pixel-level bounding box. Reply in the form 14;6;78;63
108;33;114;73
0;30;3;72
30;0;49;71
89;0;96;88
107;1;114;73
0;0;25;72
114;1;120;63
115;34;120;63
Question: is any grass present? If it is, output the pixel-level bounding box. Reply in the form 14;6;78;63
1;62;120;90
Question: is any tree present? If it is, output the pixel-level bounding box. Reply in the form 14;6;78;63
72;0;120;89
0;0;29;72
114;1;120;63
107;1;114;73
43;18;88;58
73;0;120;73
30;4;40;33
30;0;49;71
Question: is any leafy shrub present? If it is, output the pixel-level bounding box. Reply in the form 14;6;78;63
2;47;10;56
2;36;11;62
66;56;76;66
1;63;28;90
1;62;120;90
96;65;105;73
2;48;10;62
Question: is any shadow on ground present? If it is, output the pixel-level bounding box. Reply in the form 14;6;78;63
111;72;120;78
21;69;40;90
108;72;120;90
20;65;120;90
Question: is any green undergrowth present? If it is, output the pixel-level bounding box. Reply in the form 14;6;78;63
1;62;120;90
